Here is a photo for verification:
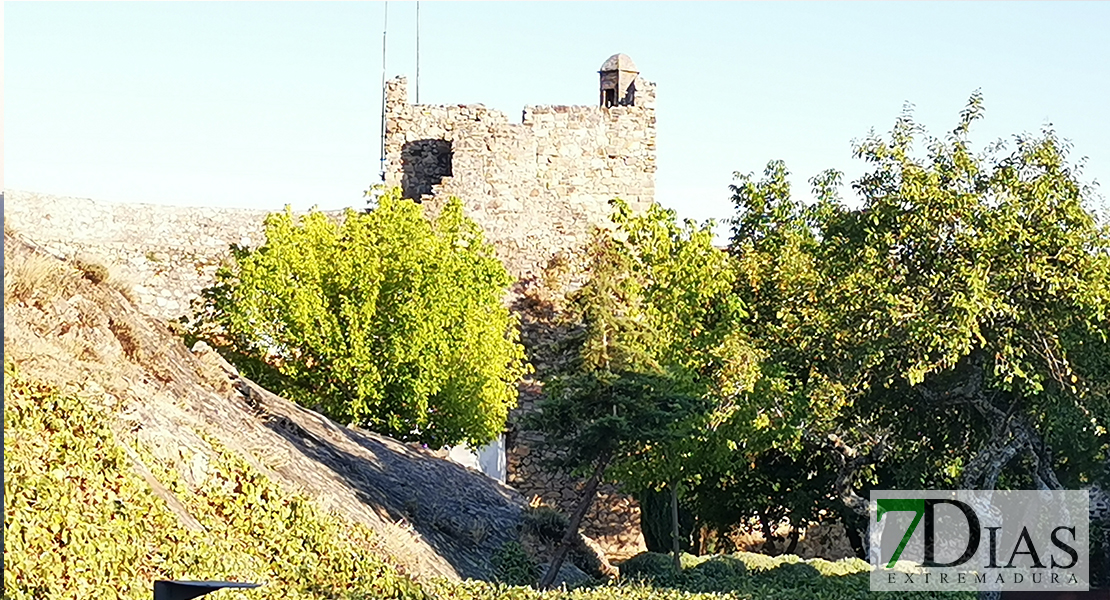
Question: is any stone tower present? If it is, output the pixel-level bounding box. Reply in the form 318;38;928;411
382;55;656;281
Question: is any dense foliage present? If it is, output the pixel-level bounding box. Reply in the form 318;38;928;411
601;202;754;492
2;364;424;600
719;93;1110;549
491;541;540;587
5;362;970;600
565;202;829;555
686;445;839;555
527;225;715;586
553;95;1110;561
194;189;528;447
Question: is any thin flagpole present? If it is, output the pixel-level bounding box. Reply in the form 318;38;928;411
379;1;389;182
416;1;420;104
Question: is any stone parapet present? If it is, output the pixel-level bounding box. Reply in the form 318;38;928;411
3;191;287;321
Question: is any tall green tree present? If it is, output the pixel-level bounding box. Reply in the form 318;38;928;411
598;202;757;561
726;93;1110;552
528;226;711;588
195;189;528;448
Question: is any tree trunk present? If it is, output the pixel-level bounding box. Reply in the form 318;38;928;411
784;525;800;555
828;433;885;518
843;509;868;559
670;480;681;572
760;512;777;556
696;523;710;555
539;452;611;589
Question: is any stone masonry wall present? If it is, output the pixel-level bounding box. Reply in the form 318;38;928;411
383;75;655;281
3;191;283;321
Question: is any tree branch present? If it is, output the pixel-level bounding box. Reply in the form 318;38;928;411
827;433;886;517
959;393;1062;491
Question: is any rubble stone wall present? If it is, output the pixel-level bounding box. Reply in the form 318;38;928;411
382;75;655;281
3;190;280;321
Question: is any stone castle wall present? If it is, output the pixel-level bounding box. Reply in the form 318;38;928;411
382;75;655;280
3;191;279;321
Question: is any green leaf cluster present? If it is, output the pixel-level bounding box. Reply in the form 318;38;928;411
527;220;727;477
195;189;528;448
526;211;742;587
491;541;540;587
724;93;1110;519
574;202;757;485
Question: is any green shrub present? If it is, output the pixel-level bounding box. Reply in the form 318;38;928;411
195;190;528;448
491;541;539;587
726;551;783;572
677;553;700;570
807;557;871;577
756;561;821;583
618;552;680;582
686;555;746;580
678;554;749;593
428;573;975;600
522;505;569;543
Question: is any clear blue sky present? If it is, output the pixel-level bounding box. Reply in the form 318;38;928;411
5;2;1109;226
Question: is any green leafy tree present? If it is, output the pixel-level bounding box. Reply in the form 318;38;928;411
688;442;839;555
597;202;756;562
726;93;1110;553
527;227;711;588
596;201;844;559
195;189;528;448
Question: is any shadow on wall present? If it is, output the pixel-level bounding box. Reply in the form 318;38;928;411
402;139;453;201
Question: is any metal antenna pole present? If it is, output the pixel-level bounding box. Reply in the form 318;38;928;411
379;1;389;182
415;1;420;104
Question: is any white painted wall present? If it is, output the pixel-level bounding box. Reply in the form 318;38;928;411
445;434;505;483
